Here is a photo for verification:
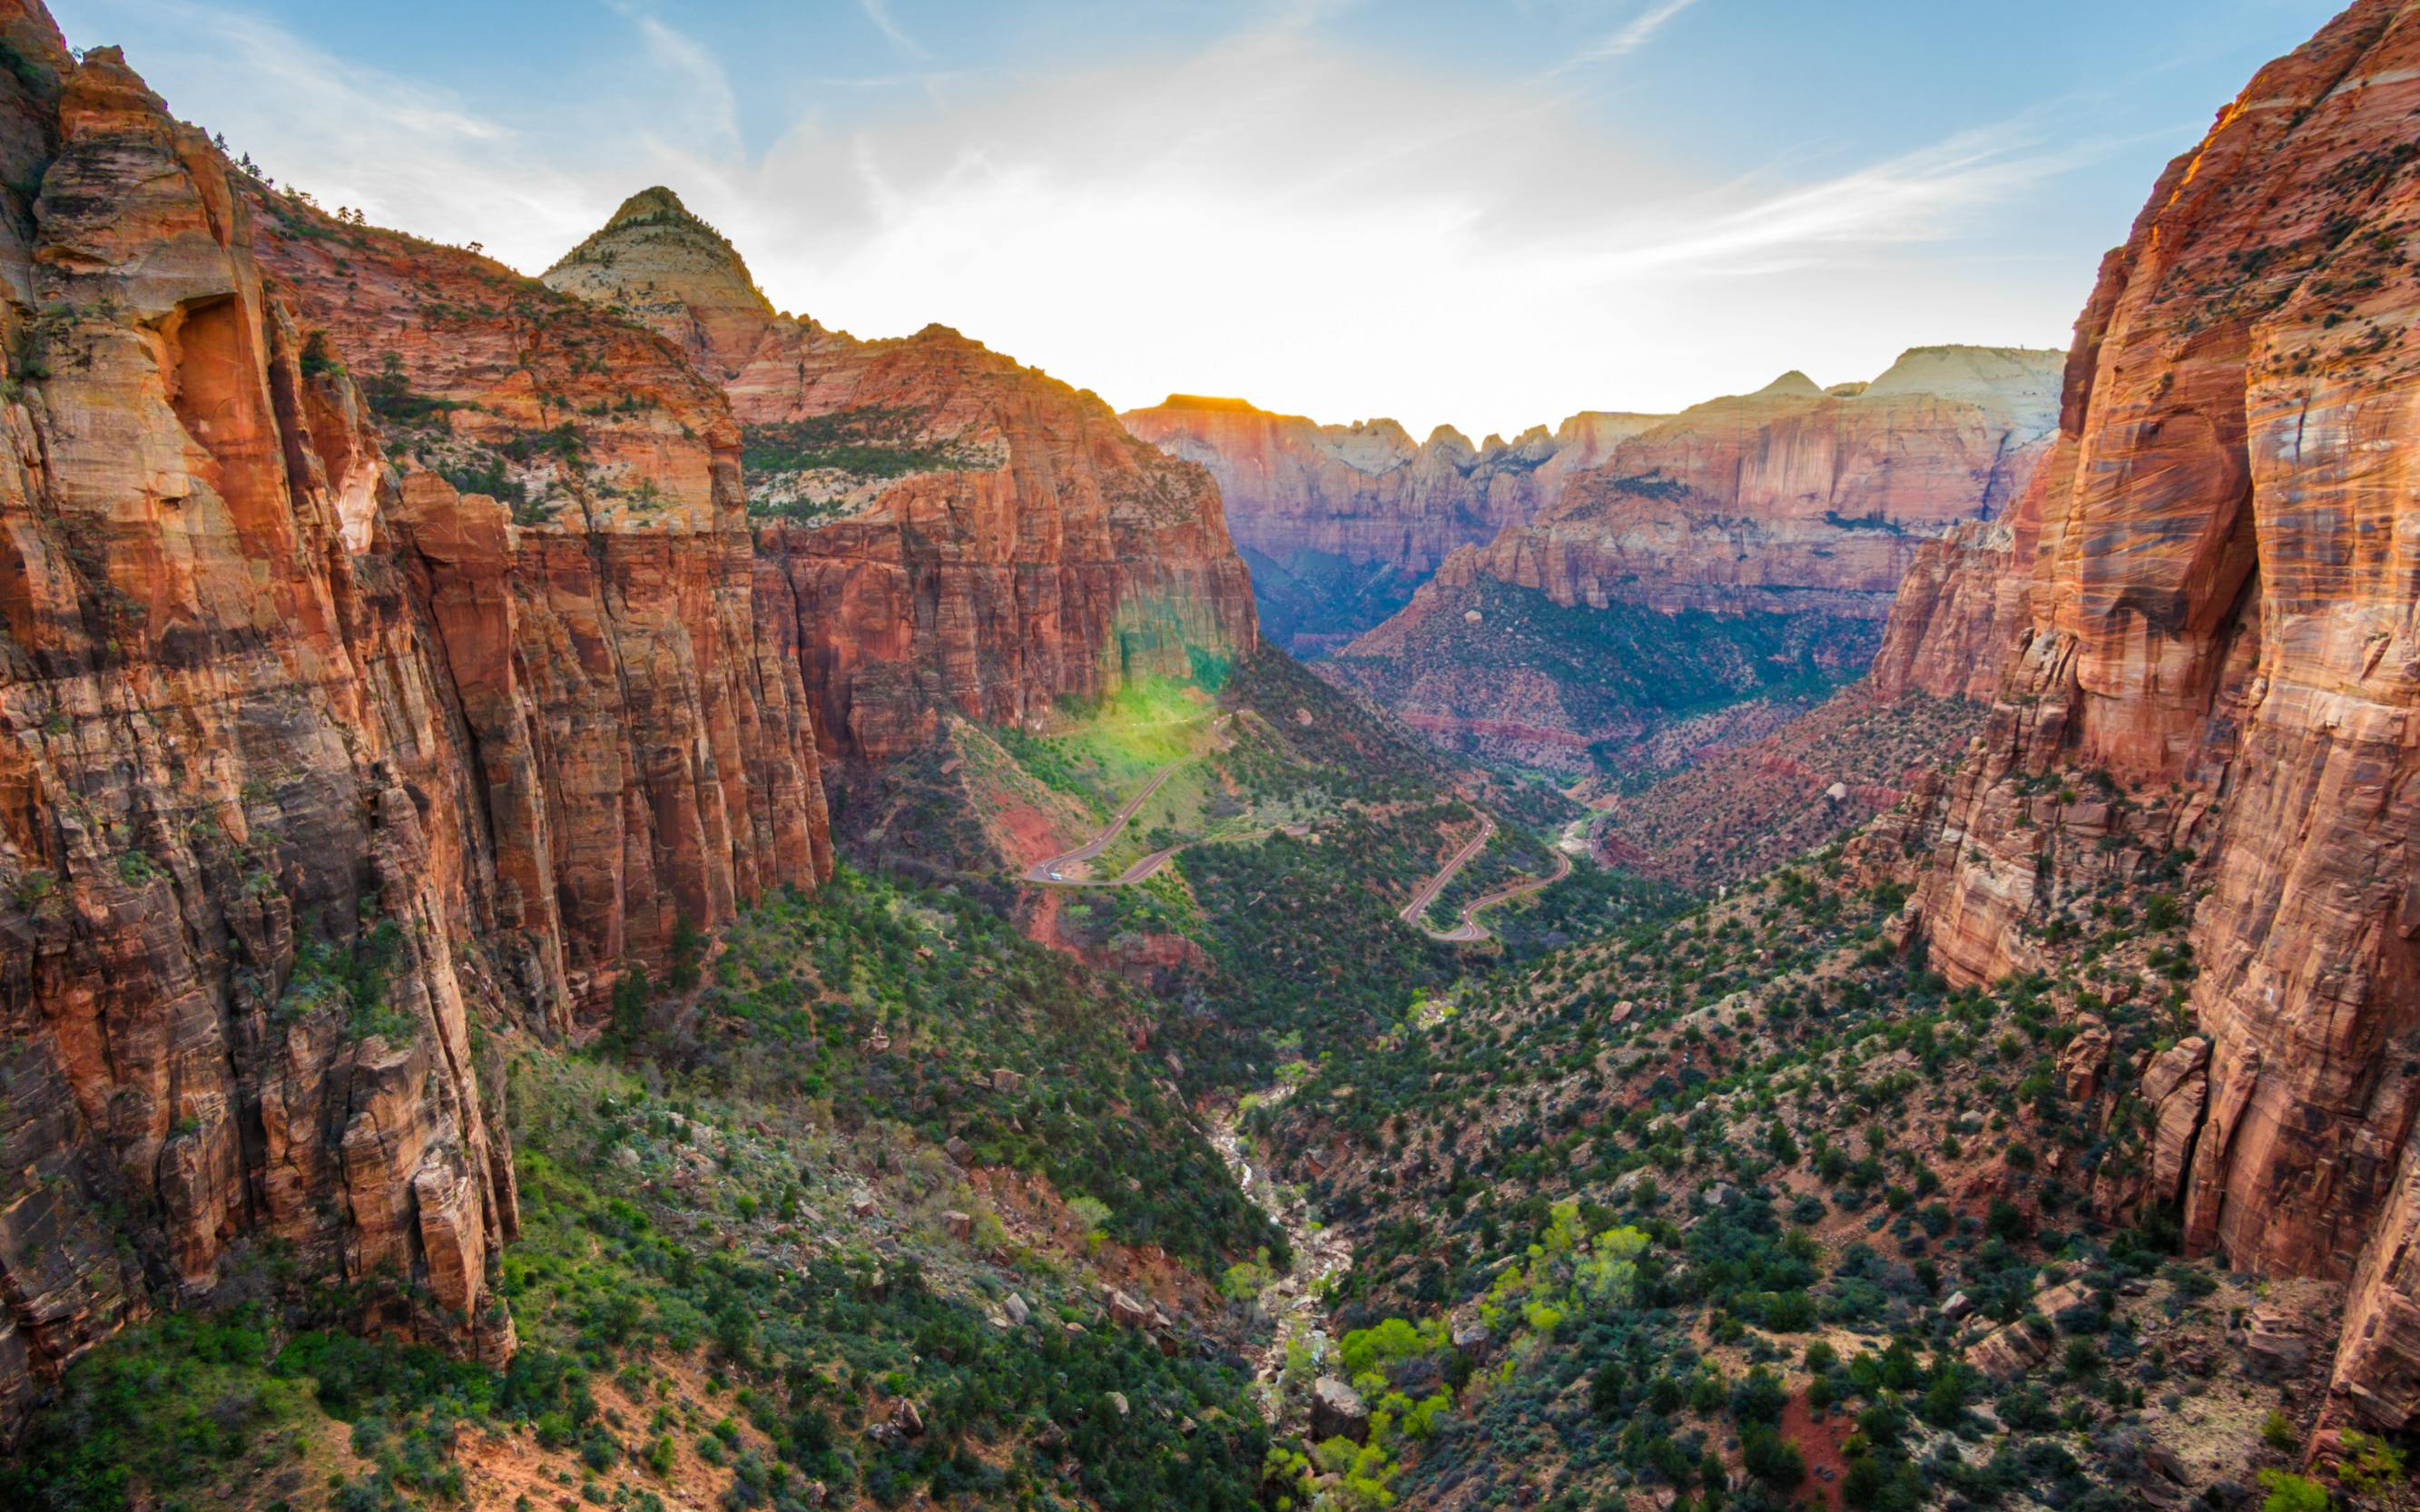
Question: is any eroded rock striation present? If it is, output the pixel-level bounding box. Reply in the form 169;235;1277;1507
0;10;835;1427
250;187;834;1006
543;191;1259;761
1418;346;2062;623
1871;0;2420;1431
1120;396;1657;576
1317;348;2061;770
0;21;529;1428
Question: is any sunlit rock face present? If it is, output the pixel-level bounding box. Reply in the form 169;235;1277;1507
1120;395;1658;577
251;192;833;1017
1427;346;2064;622
1307;347;2063;767
0;14;536;1427
544;191;1259;762
1877;0;2420;1430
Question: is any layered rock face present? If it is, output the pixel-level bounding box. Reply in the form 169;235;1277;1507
1119;396;1659;575
1424;347;2062;622
1322;348;2061;769
250;188;833;1010
542;192;1258;761
0;11;845;1429
1881;0;2420;1430
0;23;529;1428
1864;517;2030;702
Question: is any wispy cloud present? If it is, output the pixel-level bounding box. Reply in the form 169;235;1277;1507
1574;0;1703;64
49;0;2110;431
1550;125;2097;281
859;0;930;61
619;7;741;152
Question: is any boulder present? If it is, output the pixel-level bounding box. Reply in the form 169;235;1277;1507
1312;1376;1370;1443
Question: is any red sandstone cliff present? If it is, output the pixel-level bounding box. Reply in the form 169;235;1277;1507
1864;518;2030;702
1414;348;2061;623
0;13;842;1429
1319;348;2061;769
1119;395;1659;575
248;188;834;1009
542;191;1259;761
1874;0;2420;1430
0;22;528;1427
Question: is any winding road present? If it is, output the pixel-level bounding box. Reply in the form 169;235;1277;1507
1022;730;1308;888
1022;760;1186;884
1397;815;1496;928
1399;813;1577;943
1423;846;1573;943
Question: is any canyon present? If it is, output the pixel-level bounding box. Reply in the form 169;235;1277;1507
0;2;1256;1430
9;2;2420;1510
1313;347;2062;771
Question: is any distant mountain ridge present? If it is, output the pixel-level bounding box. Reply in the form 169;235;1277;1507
1304;344;2063;771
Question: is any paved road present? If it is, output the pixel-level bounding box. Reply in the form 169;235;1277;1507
1398;815;1497;927
1423;845;1573;943
1023;760;1185;884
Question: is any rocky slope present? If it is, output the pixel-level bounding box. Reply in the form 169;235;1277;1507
0;11;838;1429
543;191;1259;761
1871;0;2420;1432
1321;347;2062;770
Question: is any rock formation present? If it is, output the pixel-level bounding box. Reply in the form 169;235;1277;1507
1416;345;2062;623
541;191;1258;761
1320;347;2061;769
1120;395;1658;577
0;9;834;1429
1874;0;2420;1431
250;188;833;1004
1864;518;2029;702
0;19;533;1429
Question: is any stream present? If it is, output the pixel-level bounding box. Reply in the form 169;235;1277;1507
1205;1087;1353;1424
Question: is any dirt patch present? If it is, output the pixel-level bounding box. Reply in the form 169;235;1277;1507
1783;1389;1853;1510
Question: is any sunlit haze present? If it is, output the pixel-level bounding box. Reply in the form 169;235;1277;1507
54;0;2342;436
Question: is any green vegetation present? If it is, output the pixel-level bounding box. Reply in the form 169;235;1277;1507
1323;576;1878;779
740;407;983;506
613;867;1280;1273
278;918;418;1044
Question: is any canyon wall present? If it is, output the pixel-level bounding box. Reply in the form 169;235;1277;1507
1882;0;2420;1431
1119;395;1659;575
250;187;833;1001
543;191;1259;761
1420;347;2061;623
0;25;527;1429
0;15;837;1427
1319;348;2062;770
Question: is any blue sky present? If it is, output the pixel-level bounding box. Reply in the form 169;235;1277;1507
51;0;2346;435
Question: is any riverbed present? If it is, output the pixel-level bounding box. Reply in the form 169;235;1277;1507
1205;1089;1353;1425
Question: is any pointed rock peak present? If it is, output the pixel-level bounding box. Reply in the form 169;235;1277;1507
1424;424;1475;452
1753;370;1824;398
544;185;778;373
606;185;699;231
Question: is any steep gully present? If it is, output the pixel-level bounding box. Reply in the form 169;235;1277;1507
1205;1090;1352;1425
